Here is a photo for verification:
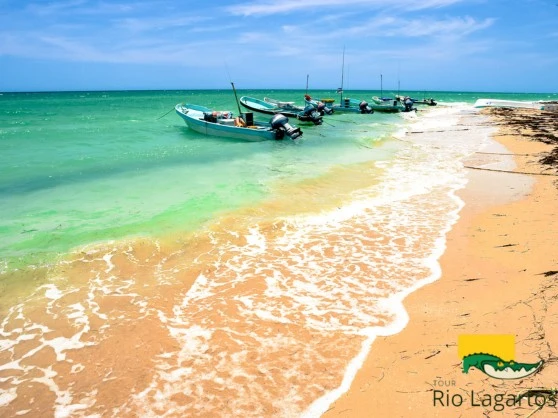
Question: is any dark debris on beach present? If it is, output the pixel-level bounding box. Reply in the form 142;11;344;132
484;107;558;172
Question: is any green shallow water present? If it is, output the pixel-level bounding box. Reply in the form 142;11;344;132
1;89;555;272
0;90;394;271
1;88;557;417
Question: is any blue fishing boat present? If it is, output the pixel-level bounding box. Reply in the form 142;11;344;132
175;104;302;141
311;48;376;115
394;95;437;107
240;96;323;125
367;74;406;113
369;96;407;113
305;95;376;114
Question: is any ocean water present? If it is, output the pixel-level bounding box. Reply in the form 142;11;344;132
0;89;555;417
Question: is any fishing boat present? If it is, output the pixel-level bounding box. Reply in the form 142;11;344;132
372;96;396;104
336;97;376;113
263;97;304;112
368;96;406;113
366;74;404;113
315;47;376;114
264;96;333;116
239;96;323;125
175;104;302;141
300;96;335;115
411;98;437;106
303;95;375;114
473;99;546;110
298;74;335;117
394;95;437;106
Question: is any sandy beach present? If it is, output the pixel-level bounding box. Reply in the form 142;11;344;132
3;100;557;418
322;107;558;418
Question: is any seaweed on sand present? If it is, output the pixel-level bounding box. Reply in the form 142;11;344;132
484;107;558;174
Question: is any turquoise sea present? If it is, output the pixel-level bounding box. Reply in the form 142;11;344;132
0;89;556;417
1;89;552;273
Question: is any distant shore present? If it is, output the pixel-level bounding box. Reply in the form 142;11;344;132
322;106;558;417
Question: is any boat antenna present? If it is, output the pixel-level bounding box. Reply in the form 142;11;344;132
397;62;400;96
380;74;383;99
230;82;242;115
305;74;309;95
340;46;345;103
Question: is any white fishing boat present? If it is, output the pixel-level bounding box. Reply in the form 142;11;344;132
239;96;323;125
473;99;545;110
175;104;302;141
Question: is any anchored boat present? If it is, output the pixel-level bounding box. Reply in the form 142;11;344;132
239;96;323;125
175;104;302;141
474;99;546;110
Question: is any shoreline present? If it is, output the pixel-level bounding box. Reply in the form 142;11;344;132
321;107;558;417
2;104;556;417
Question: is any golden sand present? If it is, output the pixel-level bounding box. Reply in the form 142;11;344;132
322;108;558;418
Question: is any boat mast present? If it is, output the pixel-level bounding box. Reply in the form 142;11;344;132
340;46;345;103
306;74;309;95
230;82;242;115
380;74;383;99
397;62;401;97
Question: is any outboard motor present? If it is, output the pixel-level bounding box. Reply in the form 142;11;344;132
270;114;302;140
317;101;334;115
404;97;415;112
302;104;323;125
359;101;373;114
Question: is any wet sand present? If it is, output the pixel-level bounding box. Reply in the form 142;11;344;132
322;107;558;417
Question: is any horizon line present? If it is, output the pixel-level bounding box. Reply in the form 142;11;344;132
2;88;557;95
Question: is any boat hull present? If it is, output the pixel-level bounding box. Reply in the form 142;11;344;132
474;99;545;110
393;95;437;106
330;105;366;113
319;97;403;114
175;104;278;141
369;104;404;113
240;96;322;125
369;97;406;112
240;96;299;117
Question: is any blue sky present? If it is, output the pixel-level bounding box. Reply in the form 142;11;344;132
1;0;557;93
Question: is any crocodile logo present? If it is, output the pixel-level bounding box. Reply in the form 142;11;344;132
459;335;543;380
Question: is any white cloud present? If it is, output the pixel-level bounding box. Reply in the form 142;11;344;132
361;15;496;37
26;0;136;16
25;0;89;16
227;0;467;16
225;14;494;48
115;16;208;33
